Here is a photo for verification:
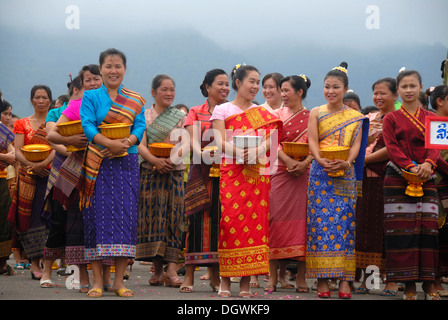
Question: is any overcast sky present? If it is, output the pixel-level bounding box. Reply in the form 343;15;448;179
1;0;447;50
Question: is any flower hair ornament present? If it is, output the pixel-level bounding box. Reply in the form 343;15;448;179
299;74;308;82
234;63;246;71
332;66;348;74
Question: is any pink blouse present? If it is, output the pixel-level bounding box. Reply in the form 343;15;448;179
61;99;82;121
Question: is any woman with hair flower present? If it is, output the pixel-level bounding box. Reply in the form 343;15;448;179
306;62;369;299
210;64;283;297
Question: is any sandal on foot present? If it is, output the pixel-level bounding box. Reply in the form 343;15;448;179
164;275;183;288
149;275;163;286
114;288;134;297
31;272;42;280
296;286;310;293
79;285;91;293
239;290;253;298
87;288;103;298
403;292;417;300
264;284;277;293
354;287;369;294
180;285;194;293
218;286;231;298
14;263;25;270
280;281;294;289
103;284;113;292
437;289;448;297
380;289;397;296
425;292;441;300
40;279;53;288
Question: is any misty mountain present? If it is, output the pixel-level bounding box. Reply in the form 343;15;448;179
1;25;446;118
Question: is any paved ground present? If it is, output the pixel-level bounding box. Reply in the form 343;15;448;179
2;257;445;318
1;256;441;302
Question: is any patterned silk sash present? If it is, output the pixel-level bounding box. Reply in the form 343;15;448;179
225;106;283;183
281;109;310;143
80;87;145;209
146;105;186;144
0;123;14;176
318;105;370;195
399;106;426;136
0;123;14;152
7;124;52;232
52;150;84;209
318;105;366;146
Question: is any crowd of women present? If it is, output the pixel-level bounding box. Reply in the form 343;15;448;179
1;47;448;300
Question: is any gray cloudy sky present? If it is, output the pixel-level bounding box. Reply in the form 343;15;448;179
1;0;447;50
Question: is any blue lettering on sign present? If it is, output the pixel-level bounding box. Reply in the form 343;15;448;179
437;123;448;140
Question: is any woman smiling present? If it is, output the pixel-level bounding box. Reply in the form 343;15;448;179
306;63;369;299
136;74;187;289
79;48;146;298
211;64;283;297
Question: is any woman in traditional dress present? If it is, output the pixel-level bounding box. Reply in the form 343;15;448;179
79;48;146;297
260;73;284;113
47;65;111;293
8;85;55;280
382;70;441;300
428;85;448;297
267;74;312;293
136;74;187;288
40;76;87;288
47;65;113;293
354;78;400;296
306;62;369;299
250;72;284;289
210;64;283;297
180;69;230;293
1;101;27;271
0;99;15;275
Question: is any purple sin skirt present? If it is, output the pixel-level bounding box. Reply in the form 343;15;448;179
83;154;139;261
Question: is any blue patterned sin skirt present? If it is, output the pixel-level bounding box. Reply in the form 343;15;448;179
306;161;357;281
83;154;139;261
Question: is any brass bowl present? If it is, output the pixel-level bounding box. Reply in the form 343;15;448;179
57;120;85;152
99;123;132;139
320;146;350;177
401;169;428;197
57;120;83;136
401;169;428;184
149;143;175;158
320;146;350;160
22;144;52;162
282;142;309;160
